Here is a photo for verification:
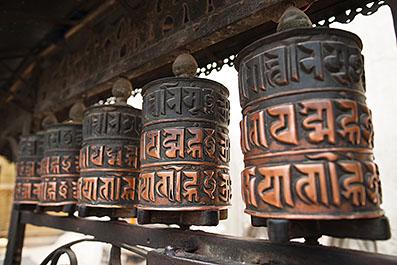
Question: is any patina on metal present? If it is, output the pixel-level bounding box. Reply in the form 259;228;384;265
13;134;43;206
78;78;141;218
38;102;84;213
138;53;231;226
236;6;390;241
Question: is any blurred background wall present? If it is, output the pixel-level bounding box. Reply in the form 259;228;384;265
0;156;15;237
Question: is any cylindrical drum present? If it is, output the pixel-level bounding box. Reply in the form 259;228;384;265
39;122;81;211
138;54;231;226
236;12;385;221
14;134;43;206
78;102;141;217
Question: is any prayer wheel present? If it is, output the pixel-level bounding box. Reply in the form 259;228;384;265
14;134;43;207
235;7;390;241
137;54;231;226
78;78;141;218
38;102;84;213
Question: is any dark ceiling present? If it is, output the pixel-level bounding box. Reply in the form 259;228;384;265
0;0;103;102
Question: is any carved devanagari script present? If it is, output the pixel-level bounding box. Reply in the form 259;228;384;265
14;134;44;205
78;105;141;215
39;123;82;207
139;77;231;212
236;26;384;220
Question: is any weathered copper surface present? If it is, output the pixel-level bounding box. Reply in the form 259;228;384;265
39;122;82;207
78;102;141;216
236;12;385;220
14;134;43;205
138;55;231;224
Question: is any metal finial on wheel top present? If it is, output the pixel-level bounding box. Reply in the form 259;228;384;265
41;113;58;129
68;100;86;123
112;77;132;104
277;6;313;32
172;53;198;78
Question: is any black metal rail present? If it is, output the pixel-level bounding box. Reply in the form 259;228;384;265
5;207;397;265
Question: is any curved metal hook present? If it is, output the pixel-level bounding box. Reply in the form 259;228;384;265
40;239;98;265
49;248;78;265
40;238;148;265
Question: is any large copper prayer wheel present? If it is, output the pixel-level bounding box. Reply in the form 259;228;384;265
14;134;43;206
138;54;231;226
39;122;81;211
236;7;388;235
78;79;141;217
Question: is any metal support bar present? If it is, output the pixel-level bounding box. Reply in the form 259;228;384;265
12;211;397;265
147;248;254;264
108;245;121;265
4;206;27;265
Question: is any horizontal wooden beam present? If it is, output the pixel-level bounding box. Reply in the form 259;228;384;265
35;0;312;114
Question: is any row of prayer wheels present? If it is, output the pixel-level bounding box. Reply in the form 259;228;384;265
13;7;391;241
